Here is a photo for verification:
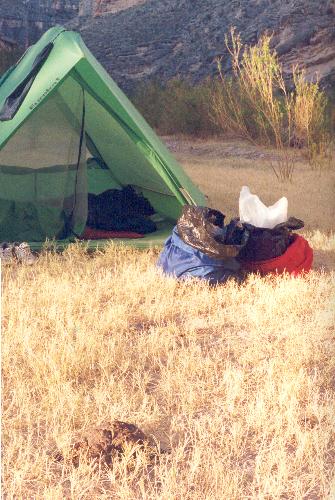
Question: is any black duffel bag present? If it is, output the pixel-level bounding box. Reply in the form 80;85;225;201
238;217;304;261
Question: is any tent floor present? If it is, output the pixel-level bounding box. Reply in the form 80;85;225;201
28;221;174;252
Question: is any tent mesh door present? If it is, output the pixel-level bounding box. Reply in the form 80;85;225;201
0;77;87;242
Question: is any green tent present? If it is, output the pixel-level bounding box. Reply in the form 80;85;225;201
0;26;205;250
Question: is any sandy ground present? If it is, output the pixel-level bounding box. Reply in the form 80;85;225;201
162;136;335;272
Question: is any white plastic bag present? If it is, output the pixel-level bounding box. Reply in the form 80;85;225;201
239;186;288;229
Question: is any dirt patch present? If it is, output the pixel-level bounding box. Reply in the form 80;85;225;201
69;421;157;467
163;136;287;162
312;249;335;272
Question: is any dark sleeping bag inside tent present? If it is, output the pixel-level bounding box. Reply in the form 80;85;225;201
86;185;157;235
83;158;157;239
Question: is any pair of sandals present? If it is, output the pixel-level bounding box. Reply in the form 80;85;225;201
0;242;38;265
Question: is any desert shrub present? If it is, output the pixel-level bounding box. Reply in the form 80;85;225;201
133;78;219;136
211;29;333;180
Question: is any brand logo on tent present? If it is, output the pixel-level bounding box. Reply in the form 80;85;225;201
29;77;60;111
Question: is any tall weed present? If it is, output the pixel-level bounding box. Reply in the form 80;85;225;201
293;70;334;170
212;29;333;180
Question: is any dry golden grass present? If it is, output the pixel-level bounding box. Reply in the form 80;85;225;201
2;139;335;499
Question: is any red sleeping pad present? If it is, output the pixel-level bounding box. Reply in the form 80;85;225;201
239;234;313;276
80;227;145;240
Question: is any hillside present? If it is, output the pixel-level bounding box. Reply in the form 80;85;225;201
75;0;335;92
0;0;334;92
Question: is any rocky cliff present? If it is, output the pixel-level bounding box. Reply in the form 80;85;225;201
94;0;146;16
0;0;79;47
75;0;335;91
1;0;334;92
0;0;144;46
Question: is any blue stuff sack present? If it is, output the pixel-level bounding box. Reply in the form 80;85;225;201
157;226;244;285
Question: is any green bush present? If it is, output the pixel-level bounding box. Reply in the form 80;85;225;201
132;78;220;136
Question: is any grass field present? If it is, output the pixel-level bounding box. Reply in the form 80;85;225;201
2;139;335;499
